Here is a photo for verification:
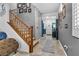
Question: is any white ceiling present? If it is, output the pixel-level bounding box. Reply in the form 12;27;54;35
32;3;60;14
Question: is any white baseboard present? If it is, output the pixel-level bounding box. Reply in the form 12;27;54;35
58;40;67;56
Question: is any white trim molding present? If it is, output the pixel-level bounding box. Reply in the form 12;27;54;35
58;40;67;56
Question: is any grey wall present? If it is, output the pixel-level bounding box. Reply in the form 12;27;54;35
59;3;79;56
35;8;42;39
9;3;17;10
38;13;42;39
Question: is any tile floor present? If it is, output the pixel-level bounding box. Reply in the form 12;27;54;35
13;35;66;56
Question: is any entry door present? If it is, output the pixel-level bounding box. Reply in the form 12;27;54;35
46;19;52;35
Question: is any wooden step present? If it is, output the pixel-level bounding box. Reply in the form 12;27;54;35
33;39;39;47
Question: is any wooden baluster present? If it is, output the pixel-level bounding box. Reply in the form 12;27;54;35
22;31;25;40
25;31;27;42
29;26;33;53
24;31;26;41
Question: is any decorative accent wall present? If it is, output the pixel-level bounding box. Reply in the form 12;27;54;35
72;3;79;38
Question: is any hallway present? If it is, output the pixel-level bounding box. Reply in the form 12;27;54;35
14;35;66;56
0;3;78;56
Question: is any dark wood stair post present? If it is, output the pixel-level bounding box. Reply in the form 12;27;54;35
29;26;33;53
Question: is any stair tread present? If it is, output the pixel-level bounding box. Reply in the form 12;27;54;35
33;39;39;47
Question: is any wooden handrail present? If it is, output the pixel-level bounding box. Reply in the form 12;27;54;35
9;10;33;53
10;10;29;28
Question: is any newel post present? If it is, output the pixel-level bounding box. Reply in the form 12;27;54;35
29;26;33;53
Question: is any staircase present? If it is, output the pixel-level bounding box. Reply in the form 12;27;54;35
8;9;39;53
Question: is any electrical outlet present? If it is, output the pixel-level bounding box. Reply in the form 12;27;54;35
64;45;68;50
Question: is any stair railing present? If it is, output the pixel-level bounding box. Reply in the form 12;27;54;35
9;10;33;53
